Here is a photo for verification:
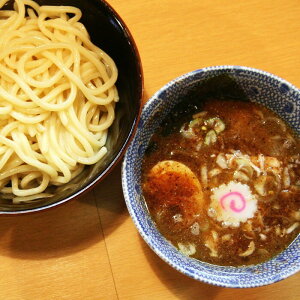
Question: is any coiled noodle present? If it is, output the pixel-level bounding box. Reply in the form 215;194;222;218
0;0;119;202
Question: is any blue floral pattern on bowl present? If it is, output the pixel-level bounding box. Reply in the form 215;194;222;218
122;66;300;288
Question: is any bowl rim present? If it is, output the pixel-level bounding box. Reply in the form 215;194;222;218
0;0;143;215
122;65;300;288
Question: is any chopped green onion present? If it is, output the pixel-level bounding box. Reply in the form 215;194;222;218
204;130;217;145
189;117;203;128
205;117;225;133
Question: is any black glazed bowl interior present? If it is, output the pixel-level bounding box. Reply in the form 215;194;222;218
0;0;143;214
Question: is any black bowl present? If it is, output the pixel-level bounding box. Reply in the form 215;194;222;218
0;0;143;214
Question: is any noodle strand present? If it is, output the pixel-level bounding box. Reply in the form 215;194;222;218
0;0;118;201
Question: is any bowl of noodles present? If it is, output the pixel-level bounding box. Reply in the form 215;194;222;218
122;66;300;287
0;0;142;213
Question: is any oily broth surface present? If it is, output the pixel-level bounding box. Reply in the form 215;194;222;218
142;99;300;266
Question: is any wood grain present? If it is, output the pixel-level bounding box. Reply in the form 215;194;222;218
0;0;299;299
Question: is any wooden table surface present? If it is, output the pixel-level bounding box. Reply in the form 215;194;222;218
0;0;299;299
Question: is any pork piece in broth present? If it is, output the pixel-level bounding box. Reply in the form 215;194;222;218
142;99;300;266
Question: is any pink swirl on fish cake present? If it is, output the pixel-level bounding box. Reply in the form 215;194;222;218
220;192;246;213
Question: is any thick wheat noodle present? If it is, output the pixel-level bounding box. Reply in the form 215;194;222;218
0;0;119;202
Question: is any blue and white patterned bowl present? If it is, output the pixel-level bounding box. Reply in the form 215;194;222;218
122;66;300;288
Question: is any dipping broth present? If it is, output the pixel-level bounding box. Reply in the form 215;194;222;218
142;99;300;266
